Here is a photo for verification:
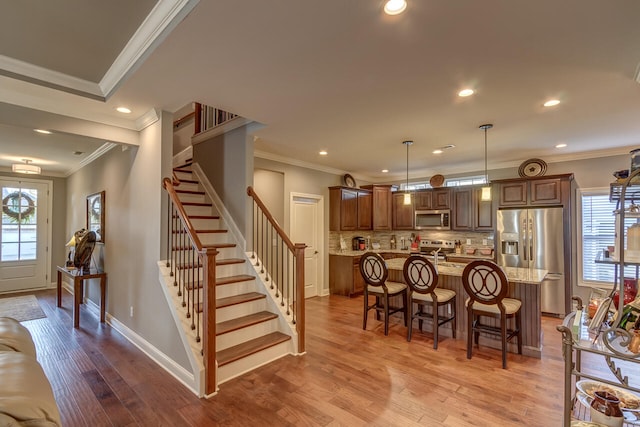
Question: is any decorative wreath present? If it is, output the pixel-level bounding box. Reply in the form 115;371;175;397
2;191;35;222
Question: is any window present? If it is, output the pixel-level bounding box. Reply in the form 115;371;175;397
1;186;38;261
400;175;487;190
578;188;617;286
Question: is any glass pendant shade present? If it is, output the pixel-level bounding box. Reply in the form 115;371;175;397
403;192;411;205
481;185;492;201
479;124;493;202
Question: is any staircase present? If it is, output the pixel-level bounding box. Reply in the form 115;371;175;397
159;161;297;396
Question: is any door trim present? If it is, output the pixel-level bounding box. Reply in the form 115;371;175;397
0;176;53;292
289;192;325;297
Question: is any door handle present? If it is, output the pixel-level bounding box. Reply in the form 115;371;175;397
522;217;528;261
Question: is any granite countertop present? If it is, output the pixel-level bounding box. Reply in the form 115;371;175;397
383;257;548;285
330;249;413;257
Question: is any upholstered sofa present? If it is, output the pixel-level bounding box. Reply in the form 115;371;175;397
0;317;61;427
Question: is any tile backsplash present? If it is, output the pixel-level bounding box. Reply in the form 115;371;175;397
330;230;494;252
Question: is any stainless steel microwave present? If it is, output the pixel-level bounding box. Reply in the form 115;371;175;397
414;209;450;230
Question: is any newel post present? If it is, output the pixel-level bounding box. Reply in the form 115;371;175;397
202;247;218;395
294;243;306;353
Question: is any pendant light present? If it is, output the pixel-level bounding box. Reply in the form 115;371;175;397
479;124;493;201
403;140;413;205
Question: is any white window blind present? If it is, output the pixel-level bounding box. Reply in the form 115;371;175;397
580;189;616;285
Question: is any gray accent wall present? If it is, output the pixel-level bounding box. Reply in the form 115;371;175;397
65;112;190;370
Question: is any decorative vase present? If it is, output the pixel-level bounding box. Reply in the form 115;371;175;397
590;390;624;427
613;277;638;309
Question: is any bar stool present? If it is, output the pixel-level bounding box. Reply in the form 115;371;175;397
461;260;522;369
402;255;456;349
359;252;408;336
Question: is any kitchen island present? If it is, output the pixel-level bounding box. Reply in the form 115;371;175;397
383;257;547;358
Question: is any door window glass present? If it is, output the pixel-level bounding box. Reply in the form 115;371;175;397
1;187;38;261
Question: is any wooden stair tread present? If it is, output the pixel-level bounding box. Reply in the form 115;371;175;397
216;332;291;367
181;202;212;206
177;259;245;271
175;215;220;220
173;167;192;173
216;311;278;336
177;178;198;184
171;242;235;251
186;274;254;290
217;274;255;286
216;292;264;309
176;189;205;195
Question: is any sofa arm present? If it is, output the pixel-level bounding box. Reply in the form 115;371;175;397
0;317;36;357
0;352;61;426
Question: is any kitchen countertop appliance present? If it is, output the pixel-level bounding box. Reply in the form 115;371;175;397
496;207;565;316
352;236;365;251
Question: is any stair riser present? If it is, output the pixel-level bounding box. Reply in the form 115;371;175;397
173;170;193;180
187;218;220;229
217;299;267;323
176;182;200;192
178;193;207;204
174;263;248;280
217;340;292;384
183;205;214;216
216;318;280;351
184;280;258;300
198;233;229;246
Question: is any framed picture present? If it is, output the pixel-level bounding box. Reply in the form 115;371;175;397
87;191;105;243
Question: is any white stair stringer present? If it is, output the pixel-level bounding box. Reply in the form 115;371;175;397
158;162;300;394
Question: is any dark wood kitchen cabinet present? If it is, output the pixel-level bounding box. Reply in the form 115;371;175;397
392;192;414;229
362;184;392;230
414;189;450;210
494;174;572;208
329;186;372;231
451;185;494;231
329;254;364;297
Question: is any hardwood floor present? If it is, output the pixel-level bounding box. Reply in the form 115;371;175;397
4;289;639;426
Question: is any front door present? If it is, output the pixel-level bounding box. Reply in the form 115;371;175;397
0;179;50;292
290;193;324;298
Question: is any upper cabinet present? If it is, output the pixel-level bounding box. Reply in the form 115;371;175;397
362;185;393;230
329;186;372;231
414;188;450;210
451;185;494;231
494;174;573;208
392;192;414;230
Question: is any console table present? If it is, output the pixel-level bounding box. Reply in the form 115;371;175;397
56;266;106;328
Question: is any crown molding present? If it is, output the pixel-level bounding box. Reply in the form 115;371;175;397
135;108;160;130
65;142;118;177
0;55;104;100
0;0;198;102
100;0;200;99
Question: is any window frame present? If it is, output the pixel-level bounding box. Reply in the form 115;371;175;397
577;186;618;289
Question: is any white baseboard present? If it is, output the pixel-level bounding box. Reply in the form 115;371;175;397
75;292;200;396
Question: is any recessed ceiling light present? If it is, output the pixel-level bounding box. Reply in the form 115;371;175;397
382;169;389;173
544;99;560;107
458;89;474;97
319;150;328;156
116;107;132;114
433;149;443;154
556;143;567;148
384;0;407;15
34;129;51;134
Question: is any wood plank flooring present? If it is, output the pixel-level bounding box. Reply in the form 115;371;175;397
4;289;640;426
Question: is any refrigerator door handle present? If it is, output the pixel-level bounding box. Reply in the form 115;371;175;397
545;273;563;280
522;217;528;261
529;217;534;266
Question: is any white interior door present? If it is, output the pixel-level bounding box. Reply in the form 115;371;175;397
0;179;50;293
290;193;324;298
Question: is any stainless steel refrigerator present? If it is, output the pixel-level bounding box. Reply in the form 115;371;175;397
496;207;565;316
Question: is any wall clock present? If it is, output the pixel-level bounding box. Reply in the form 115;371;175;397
343;173;357;188
518;158;548;178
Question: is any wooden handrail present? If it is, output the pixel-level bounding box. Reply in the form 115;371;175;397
248;185;306;353
247;186;296;251
163;177;203;252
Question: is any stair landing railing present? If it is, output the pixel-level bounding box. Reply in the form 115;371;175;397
247;186;306;353
163;176;218;396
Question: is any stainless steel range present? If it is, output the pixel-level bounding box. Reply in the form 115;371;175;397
418;239;455;260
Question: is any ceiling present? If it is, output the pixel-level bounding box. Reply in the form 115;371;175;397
1;0;640;181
